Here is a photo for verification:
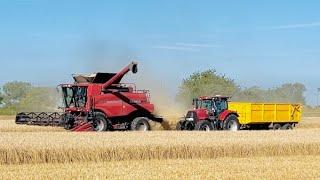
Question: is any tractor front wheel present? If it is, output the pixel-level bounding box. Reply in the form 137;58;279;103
195;120;214;131
131;117;151;131
176;120;185;130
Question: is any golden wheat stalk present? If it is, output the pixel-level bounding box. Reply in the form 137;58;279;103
0;130;319;165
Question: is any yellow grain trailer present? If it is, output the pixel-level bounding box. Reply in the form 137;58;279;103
228;102;302;130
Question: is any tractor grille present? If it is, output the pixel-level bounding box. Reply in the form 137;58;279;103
186;111;197;121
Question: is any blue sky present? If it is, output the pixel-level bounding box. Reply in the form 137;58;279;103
1;0;320;105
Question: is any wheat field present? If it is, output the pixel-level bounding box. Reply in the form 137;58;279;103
1;156;319;180
0;117;319;179
0;120;64;132
0;130;320;164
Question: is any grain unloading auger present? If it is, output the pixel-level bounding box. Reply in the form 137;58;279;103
16;61;163;132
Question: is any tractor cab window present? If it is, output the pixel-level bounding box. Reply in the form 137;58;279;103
196;100;213;111
213;99;228;114
62;86;87;108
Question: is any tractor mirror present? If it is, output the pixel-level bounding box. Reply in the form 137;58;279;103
131;63;138;74
192;98;195;105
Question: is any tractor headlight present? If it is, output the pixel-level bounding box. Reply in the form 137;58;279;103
186;117;194;121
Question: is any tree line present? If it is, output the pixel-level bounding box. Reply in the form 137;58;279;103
176;69;306;107
0;81;59;115
0;69;308;115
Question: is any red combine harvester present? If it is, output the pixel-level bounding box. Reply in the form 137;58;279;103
16;61;163;131
176;96;239;131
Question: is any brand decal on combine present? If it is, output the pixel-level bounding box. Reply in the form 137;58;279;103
130;100;142;104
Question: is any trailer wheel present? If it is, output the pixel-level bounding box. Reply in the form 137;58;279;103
272;124;281;130
195;120;213;131
281;123;293;130
131;117;151;131
93;112;108;132
176;120;185;130
224;115;240;131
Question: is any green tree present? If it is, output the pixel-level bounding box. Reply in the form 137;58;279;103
177;69;306;106
233;83;306;104
177;69;240;106
17;87;60;112
0;96;3;105
0;88;3;105
270;83;306;104
232;86;266;102
2;81;32;106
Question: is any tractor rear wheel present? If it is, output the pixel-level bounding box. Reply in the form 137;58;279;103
272;124;281;130
131;117;151;131
281;123;293;130
93;113;108;132
224;115;240;131
195;120;214;131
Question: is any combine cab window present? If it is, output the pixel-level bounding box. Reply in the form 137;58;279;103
62;86;87;108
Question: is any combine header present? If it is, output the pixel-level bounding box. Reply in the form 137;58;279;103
16;61;163;131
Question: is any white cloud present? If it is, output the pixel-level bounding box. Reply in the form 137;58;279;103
152;46;198;52
176;43;221;48
269;22;320;30
152;42;220;52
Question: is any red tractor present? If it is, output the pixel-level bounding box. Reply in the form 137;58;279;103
16;61;163;131
176;96;240;131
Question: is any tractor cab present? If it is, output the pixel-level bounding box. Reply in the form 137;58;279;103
193;96;229;116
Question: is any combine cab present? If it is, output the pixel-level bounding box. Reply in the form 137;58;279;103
16;61;163;131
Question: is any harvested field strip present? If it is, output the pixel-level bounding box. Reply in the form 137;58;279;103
0;120;64;132
1;156;320;179
297;117;320;129
0;116;15;120
0;130;319;164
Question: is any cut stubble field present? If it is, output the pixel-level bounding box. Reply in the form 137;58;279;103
0;117;319;179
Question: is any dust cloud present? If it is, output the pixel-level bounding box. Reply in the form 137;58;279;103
132;65;186;130
76;39;185;129
76;39;137;73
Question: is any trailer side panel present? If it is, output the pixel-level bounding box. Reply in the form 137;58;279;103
228;102;302;125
